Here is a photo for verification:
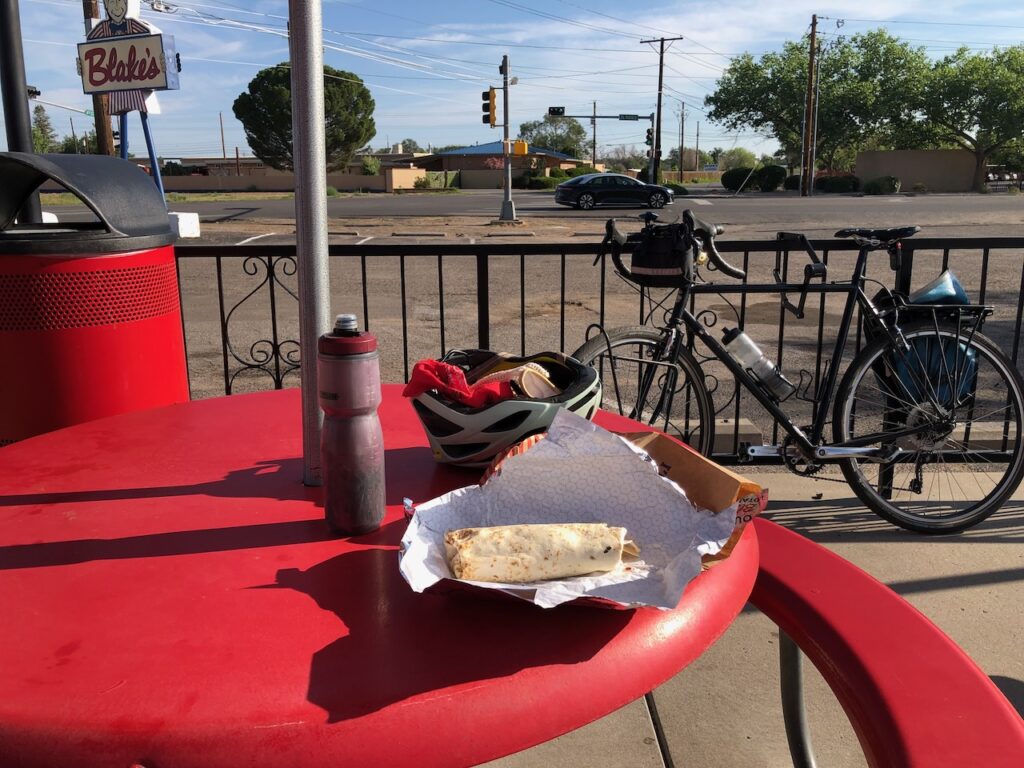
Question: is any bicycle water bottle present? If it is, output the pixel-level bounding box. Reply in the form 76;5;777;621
722;327;796;402
318;313;385;536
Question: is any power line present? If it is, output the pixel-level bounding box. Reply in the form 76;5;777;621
485;0;641;40
818;16;1024;30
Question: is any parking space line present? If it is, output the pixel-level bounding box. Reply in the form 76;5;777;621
692;199;713;206
355;236;374;245
235;233;276;245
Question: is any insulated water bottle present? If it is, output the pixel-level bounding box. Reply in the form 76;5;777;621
722;327;796;402
317;313;385;535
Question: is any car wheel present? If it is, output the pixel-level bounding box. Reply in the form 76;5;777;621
648;192;667;209
577;193;596;210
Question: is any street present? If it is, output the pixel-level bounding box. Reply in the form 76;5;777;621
51;189;1024;243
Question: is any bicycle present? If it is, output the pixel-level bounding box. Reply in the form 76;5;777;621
571;210;1024;534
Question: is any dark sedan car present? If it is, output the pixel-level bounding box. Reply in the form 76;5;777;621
554;173;675;210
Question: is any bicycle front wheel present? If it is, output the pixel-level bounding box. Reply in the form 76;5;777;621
833;321;1024;533
572;326;714;455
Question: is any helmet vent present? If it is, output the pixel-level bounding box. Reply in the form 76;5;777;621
482;410;531;433
412;399;463;437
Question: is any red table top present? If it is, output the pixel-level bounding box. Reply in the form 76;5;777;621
0;385;758;768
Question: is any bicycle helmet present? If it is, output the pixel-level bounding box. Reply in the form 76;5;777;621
410;349;602;467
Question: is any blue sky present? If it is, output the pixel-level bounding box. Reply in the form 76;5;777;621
5;0;1024;159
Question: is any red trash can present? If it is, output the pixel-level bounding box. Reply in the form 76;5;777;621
0;152;189;446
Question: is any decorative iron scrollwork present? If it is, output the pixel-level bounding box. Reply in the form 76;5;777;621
218;255;300;393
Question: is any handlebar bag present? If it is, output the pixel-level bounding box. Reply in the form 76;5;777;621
626;222;695;288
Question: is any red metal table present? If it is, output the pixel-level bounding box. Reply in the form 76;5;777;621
0;385;758;768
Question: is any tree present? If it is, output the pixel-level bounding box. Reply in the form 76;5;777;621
32;105;58;153
518;114;587;158
917;46;1024;190
600;145;647;171
58;130;97;154
399;138;423;153
717;147;757;171
232;63;376;171
705;30;930;171
666;146;712;171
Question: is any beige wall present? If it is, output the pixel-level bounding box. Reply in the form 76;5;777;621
144;173;387;193
460;169;505;189
855;150;975;193
385;167;427;192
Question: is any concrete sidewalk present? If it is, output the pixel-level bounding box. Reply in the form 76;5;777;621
484;468;1024;768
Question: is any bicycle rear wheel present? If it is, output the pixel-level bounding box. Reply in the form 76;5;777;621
572;326;714;455
833;321;1024;533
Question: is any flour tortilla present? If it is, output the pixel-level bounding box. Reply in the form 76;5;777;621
444;523;640;584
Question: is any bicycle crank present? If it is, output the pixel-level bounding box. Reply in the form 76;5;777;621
747;444;906;463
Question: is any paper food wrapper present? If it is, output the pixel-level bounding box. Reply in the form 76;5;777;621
399;409;762;609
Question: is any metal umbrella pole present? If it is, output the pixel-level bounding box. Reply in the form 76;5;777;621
0;0;42;223
288;0;331;486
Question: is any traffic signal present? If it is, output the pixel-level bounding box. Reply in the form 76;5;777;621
482;87;497;127
645;128;653;146
548;106;565;116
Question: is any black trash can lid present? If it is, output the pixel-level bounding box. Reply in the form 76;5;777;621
0;152;174;254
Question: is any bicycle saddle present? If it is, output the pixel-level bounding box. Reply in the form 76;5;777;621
834;226;921;242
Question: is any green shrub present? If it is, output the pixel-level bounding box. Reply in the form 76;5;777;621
784;174;801;191
549;167;568;178
721;167;756;192
862;175;901;195
814;174;860;193
413;175;431;189
245;183;260;192
325;186;339;197
753;165;787;192
665;182;688;195
361;156;381;176
566;165;598;177
912;182;928;194
528;176;560;190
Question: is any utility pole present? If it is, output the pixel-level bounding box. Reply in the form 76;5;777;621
695;121;700;173
81;0;114;155
640;36;683;182
592;101;597;168
219;112;226;159
679;101;684;178
499;54;516;221
800;14;818;197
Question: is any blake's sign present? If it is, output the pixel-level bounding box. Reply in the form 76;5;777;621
77;34;179;94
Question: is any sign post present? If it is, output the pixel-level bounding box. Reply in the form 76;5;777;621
76;0;181;198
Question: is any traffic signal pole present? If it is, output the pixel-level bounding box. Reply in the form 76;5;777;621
499;55;516;221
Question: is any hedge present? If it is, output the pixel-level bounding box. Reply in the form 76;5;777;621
528;176;560;190
754;165;787;192
814;175;860;193
721;167;755;192
862;175;901;195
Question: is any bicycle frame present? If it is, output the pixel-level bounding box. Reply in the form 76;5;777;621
650;244;966;458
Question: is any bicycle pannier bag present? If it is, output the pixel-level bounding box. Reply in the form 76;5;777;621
627;223;695;288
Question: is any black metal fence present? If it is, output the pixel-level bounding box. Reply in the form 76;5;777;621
175;235;1024;459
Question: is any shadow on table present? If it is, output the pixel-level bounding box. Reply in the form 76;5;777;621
273;546;633;723
0;458;315;508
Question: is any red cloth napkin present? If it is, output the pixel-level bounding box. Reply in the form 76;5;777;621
402;359;514;407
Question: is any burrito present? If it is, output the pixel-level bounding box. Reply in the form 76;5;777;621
444;523;640;584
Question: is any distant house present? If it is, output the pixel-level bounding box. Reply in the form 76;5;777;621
412;141;587;173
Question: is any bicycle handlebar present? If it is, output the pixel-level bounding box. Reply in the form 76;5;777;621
683;210;746;280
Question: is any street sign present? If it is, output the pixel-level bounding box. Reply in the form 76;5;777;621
618;114;639;121
704;164;718;171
